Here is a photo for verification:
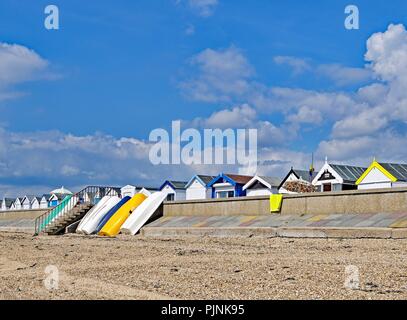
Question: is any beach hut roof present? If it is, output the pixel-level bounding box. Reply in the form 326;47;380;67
208;173;253;187
159;180;188;191
329;164;366;183
185;175;216;188
243;175;282;191
356;161;407;184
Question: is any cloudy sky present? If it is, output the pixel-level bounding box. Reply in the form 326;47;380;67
1;0;407;196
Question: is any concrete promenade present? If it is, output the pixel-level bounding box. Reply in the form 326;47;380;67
141;212;407;239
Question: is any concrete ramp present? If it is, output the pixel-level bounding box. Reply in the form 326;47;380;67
141;213;407;239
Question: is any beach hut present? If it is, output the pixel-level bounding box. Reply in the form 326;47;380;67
30;196;43;210
40;194;51;208
48;186;73;206
185;175;216;200
10;198;22;210
21;195;37;210
48;194;69;207
312;158;366;192
1;198;15;211
356;160;407;190
243;175;281;196
159;180;187;201
279;168;317;194
207;173;253;198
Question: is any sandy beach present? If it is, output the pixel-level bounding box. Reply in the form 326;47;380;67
1;232;407;300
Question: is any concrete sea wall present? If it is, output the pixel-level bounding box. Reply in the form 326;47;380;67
0;209;47;220
163;187;407;216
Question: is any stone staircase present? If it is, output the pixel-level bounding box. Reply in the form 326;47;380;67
43;203;93;235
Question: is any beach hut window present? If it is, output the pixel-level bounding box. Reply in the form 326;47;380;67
166;193;175;201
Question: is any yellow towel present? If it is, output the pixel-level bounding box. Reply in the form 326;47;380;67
270;194;283;213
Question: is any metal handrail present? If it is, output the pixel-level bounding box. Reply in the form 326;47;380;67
34;186;121;235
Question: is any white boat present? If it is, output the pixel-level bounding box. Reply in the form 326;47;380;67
76;196;111;234
120;191;167;235
78;196;121;235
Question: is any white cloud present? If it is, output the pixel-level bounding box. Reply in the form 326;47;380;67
187;0;218;17
273;56;311;75
185;104;290;147
0;43;48;85
365;24;407;82
179;46;254;102
0;42;50;102
317;64;372;86
185;24;195;36
317;130;407;165
178;23;407;170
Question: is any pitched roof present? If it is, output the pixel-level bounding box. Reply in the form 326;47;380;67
160;180;188;190
185;175;216;188
224;174;253;185
22;195;36;202
197;175;216;185
49;193;68;201
243;175;282;190
258;176;282;187
278;168;316;189
379;163;407;181
31;196;42;203
2;198;15;207
329;164;367;183
292;169;317;181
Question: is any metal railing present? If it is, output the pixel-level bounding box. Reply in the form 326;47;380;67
34;186;121;235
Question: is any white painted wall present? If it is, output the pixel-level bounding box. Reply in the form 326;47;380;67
246;188;273;196
22;198;31;210
360;168;391;184
312;163;344;192
186;179;209;200
161;184;186;201
394;182;407;188
358;167;398;190
14;199;22;210
358;182;392;190
31;199;40;210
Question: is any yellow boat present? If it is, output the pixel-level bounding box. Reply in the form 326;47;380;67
99;193;147;237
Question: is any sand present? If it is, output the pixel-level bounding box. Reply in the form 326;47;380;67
1;232;407;300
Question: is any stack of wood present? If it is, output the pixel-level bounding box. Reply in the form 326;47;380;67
282;180;317;193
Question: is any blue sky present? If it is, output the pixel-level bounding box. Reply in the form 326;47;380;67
1;0;407;196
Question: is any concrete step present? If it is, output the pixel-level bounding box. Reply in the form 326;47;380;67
44;203;93;235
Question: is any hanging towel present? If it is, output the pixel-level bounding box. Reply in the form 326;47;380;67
270;194;283;213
